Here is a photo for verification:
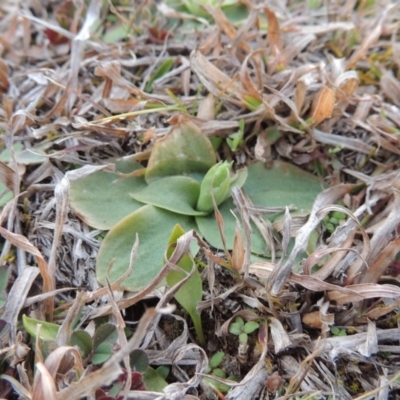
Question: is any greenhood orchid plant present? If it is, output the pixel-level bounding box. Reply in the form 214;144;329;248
69;118;322;292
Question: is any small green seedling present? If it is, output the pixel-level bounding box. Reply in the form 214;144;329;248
322;211;347;234
330;326;347;337
204;351;236;393
228;317;259;344
227;119;245;151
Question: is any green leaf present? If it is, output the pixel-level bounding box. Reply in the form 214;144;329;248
22;315;60;341
196;161;322;253
239;332;248;343
102;23;130;43
131;176;207;216
0;320;10;341
96;205;197;291
70;330;92;357
92;342;112;365
93;323;118;350
209;351;225;369
155;366;170;380
145;119;216;182
227;119;245;151
166;224;205;346
0;267;9;308
69;159;146;230
145;58;174;93
0;143;47;165
213;368;226;379
130;349;149;372
143;366;168;392
229;318;244;335
243;321;259;334
197;161;233;213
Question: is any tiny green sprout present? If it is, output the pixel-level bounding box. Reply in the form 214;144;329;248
330;326;347;337
196;161;247;214
227;119;245;152
204;351;235;393
229;317;259;344
322;210;347;234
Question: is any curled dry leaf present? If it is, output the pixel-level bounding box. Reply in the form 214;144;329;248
265;371;285;393
310;85;336;126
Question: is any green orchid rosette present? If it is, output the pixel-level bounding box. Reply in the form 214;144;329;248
196;161;248;213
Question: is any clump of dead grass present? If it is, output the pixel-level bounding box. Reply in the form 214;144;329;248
0;0;400;399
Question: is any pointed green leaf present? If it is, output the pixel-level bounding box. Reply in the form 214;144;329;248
69;159;146;230
166;224;205;345
22;315;60;341
131;176;206;216
145;58;174;93
145;119;216;182
96;205;197;291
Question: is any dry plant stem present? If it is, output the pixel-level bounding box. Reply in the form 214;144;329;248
47;177;70;319
2;266;39;342
106;278;131;398
267;184;355;296
56;291;86;347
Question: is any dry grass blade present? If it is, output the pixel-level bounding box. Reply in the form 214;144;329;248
346;6;393;70
267;184;355;296
0;226;52;318
2;266;39;341
190;49;245;105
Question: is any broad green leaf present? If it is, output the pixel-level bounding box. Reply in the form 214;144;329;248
196;161;322;253
143;367;168;392
69;159;146;230
22;314;60;341
92;342;112;365
155;366;170;380
130;349;149;372
166;225;205;346
145;119;216;182
243;161;322;219
93;323;118;350
0;143;47;165
131;176;206;216
70;330;92;357
96;205;197;291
